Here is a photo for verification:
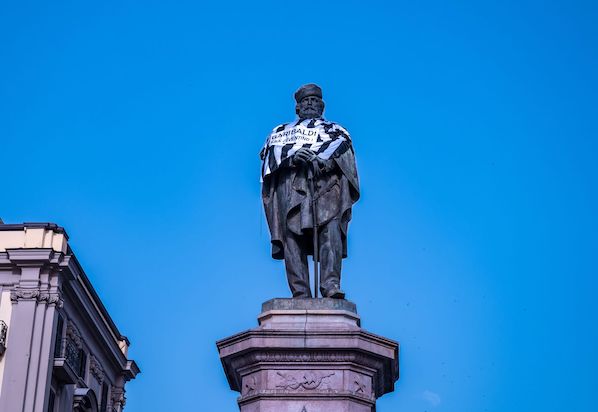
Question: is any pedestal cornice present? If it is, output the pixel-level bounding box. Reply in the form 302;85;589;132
217;298;399;411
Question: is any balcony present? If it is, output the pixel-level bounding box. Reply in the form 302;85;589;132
53;337;85;384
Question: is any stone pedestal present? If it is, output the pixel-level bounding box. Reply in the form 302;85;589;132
217;299;399;412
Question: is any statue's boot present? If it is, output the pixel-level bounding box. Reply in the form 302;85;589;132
324;288;345;299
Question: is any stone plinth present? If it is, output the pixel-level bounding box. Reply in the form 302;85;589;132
217;298;399;412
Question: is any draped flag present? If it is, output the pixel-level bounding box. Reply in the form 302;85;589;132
261;118;351;180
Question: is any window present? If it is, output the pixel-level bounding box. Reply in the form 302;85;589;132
79;349;87;377
47;389;55;412
53;314;64;358
100;382;109;412
65;341;87;378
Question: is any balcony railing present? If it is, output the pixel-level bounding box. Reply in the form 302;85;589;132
54;335;86;383
0;320;7;356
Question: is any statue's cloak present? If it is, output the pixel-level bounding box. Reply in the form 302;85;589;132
262;140;359;260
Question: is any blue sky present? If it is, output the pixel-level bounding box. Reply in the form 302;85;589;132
2;1;597;410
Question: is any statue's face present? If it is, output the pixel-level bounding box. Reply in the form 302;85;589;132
297;95;325;119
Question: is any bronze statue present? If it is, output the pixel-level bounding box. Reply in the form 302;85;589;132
260;84;360;299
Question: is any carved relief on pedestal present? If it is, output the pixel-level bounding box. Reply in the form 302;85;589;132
243;376;257;395
352;374;371;397
275;371;335;391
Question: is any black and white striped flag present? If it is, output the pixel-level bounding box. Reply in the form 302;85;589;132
261;118;351;180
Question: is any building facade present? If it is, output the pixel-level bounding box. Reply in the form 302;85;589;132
0;223;139;412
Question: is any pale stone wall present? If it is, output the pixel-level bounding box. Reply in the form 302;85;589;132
0;226;67;253
0;223;139;412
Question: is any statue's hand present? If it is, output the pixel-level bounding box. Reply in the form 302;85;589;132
293;148;316;165
313;157;327;176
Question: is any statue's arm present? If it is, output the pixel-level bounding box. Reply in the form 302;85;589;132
260;146;298;171
316;158;338;173
334;149;360;198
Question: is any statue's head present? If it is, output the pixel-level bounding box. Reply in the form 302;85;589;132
295;83;325;119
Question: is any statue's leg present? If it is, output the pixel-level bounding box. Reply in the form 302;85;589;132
318;217;343;297
284;230;312;298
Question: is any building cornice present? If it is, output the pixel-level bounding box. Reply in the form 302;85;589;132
0;223;69;240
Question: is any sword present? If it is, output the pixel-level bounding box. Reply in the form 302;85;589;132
307;160;319;298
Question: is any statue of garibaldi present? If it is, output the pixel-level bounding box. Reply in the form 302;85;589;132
260;84;360;299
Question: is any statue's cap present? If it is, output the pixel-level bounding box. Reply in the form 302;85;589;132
294;83;323;103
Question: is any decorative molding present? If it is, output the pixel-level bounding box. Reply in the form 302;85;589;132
254;351;357;363
238;389;376;406
231;350;384;372
90;355;105;385
6;248;56;263
275;371;335;391
110;386;126;410
66;321;82;348
73;388;99;412
39;292;64;307
10;288;63;307
10;289;40;302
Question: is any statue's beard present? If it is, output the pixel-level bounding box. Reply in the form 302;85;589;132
298;106;323;119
